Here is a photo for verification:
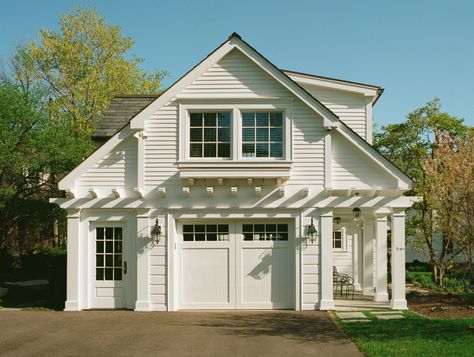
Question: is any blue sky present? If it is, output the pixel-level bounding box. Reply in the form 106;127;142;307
1;0;472;127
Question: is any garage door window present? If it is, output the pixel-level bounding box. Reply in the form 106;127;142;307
183;224;229;241
96;227;122;281
242;224;288;241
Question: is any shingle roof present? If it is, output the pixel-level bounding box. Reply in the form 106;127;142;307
92;95;160;139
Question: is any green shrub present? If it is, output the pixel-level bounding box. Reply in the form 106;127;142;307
406;271;472;292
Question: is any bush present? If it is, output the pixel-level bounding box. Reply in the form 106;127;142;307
406;271;471;292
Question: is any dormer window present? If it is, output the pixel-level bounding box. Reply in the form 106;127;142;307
178;103;292;179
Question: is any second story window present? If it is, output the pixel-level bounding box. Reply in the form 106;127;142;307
241;112;283;158
189;112;231;158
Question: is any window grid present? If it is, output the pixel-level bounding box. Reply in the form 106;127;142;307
183;224;229;241
242;224;288;241
189;112;231;158
333;231;343;249
242;112;283;158
96;227;123;281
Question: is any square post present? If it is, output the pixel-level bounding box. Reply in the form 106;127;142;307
64;209;81;311
374;212;389;302
319;208;334;310
135;209;151;311
351;224;361;291
391;209;408;309
362;217;375;295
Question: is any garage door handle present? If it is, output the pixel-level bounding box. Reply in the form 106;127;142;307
123;261;127;275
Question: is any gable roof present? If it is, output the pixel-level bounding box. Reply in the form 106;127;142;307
58;32;413;191
93;95;159;139
129;32;340;130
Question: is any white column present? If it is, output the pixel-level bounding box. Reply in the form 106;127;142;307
391;209;408;309
319;208;334;310
362;217;374;295
135;208;151;311
374;213;389;302
64;209;81;311
352;225;361;291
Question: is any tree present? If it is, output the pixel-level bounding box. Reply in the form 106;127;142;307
0;7;167;254
374;98;470;285
5;7;166;133
0;82;84;252
421;130;474;282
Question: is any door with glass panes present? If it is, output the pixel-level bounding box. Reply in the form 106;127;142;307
90;223;128;308
179;220;294;309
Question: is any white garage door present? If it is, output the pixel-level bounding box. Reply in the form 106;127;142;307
179;221;294;309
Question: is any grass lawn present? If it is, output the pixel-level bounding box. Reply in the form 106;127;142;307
336;311;474;357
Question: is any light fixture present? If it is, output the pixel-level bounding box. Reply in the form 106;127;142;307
150;218;162;244
334;217;341;225
306;218;318;243
352;207;361;219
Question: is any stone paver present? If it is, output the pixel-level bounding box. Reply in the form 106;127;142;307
343;319;371;323
375;314;405;320
0;310;363;357
371;311;405;315
336;312;367;319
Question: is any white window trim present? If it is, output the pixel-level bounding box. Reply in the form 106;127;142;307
333;228;347;252
179;102;292;162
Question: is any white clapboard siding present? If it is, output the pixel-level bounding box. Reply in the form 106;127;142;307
179;49;291;98
144;101;179;187
149;218;167;310
290;101;325;186
300;84;367;139
302;244;319;310
332;131;396;189
77;137;137;195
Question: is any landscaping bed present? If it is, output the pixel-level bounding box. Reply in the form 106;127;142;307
407;291;474;318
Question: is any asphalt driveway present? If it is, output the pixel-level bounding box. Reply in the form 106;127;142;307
0;310;362;357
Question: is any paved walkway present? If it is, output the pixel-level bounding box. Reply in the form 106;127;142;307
0;310;362;357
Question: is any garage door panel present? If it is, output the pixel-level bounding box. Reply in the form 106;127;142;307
237;247;292;309
182;248;233;308
179;221;293;310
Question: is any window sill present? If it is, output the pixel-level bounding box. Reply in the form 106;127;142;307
178;160;292;179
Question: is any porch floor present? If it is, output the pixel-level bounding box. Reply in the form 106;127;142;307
334;292;391;311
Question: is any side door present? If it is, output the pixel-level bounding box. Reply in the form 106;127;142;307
90;223;128;308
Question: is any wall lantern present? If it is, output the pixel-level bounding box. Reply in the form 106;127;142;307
150;218;162;244
334;217;341;225
306;218;318;243
352;207;361;219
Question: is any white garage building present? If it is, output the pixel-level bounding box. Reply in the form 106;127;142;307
51;33;419;311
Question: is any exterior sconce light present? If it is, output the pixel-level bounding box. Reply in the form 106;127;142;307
334;217;341;225
352;207;361;219
307;218;318;243
150;218;162;244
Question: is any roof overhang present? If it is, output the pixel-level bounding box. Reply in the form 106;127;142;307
284;70;383;105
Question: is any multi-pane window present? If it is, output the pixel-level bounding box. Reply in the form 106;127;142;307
242;224;288;241
333;231;343;250
189;112;231;158
183;224;229;241
242;112;283;158
96;227;123;281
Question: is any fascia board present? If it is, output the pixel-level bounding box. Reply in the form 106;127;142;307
58;125;135;190
336;125;413;189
